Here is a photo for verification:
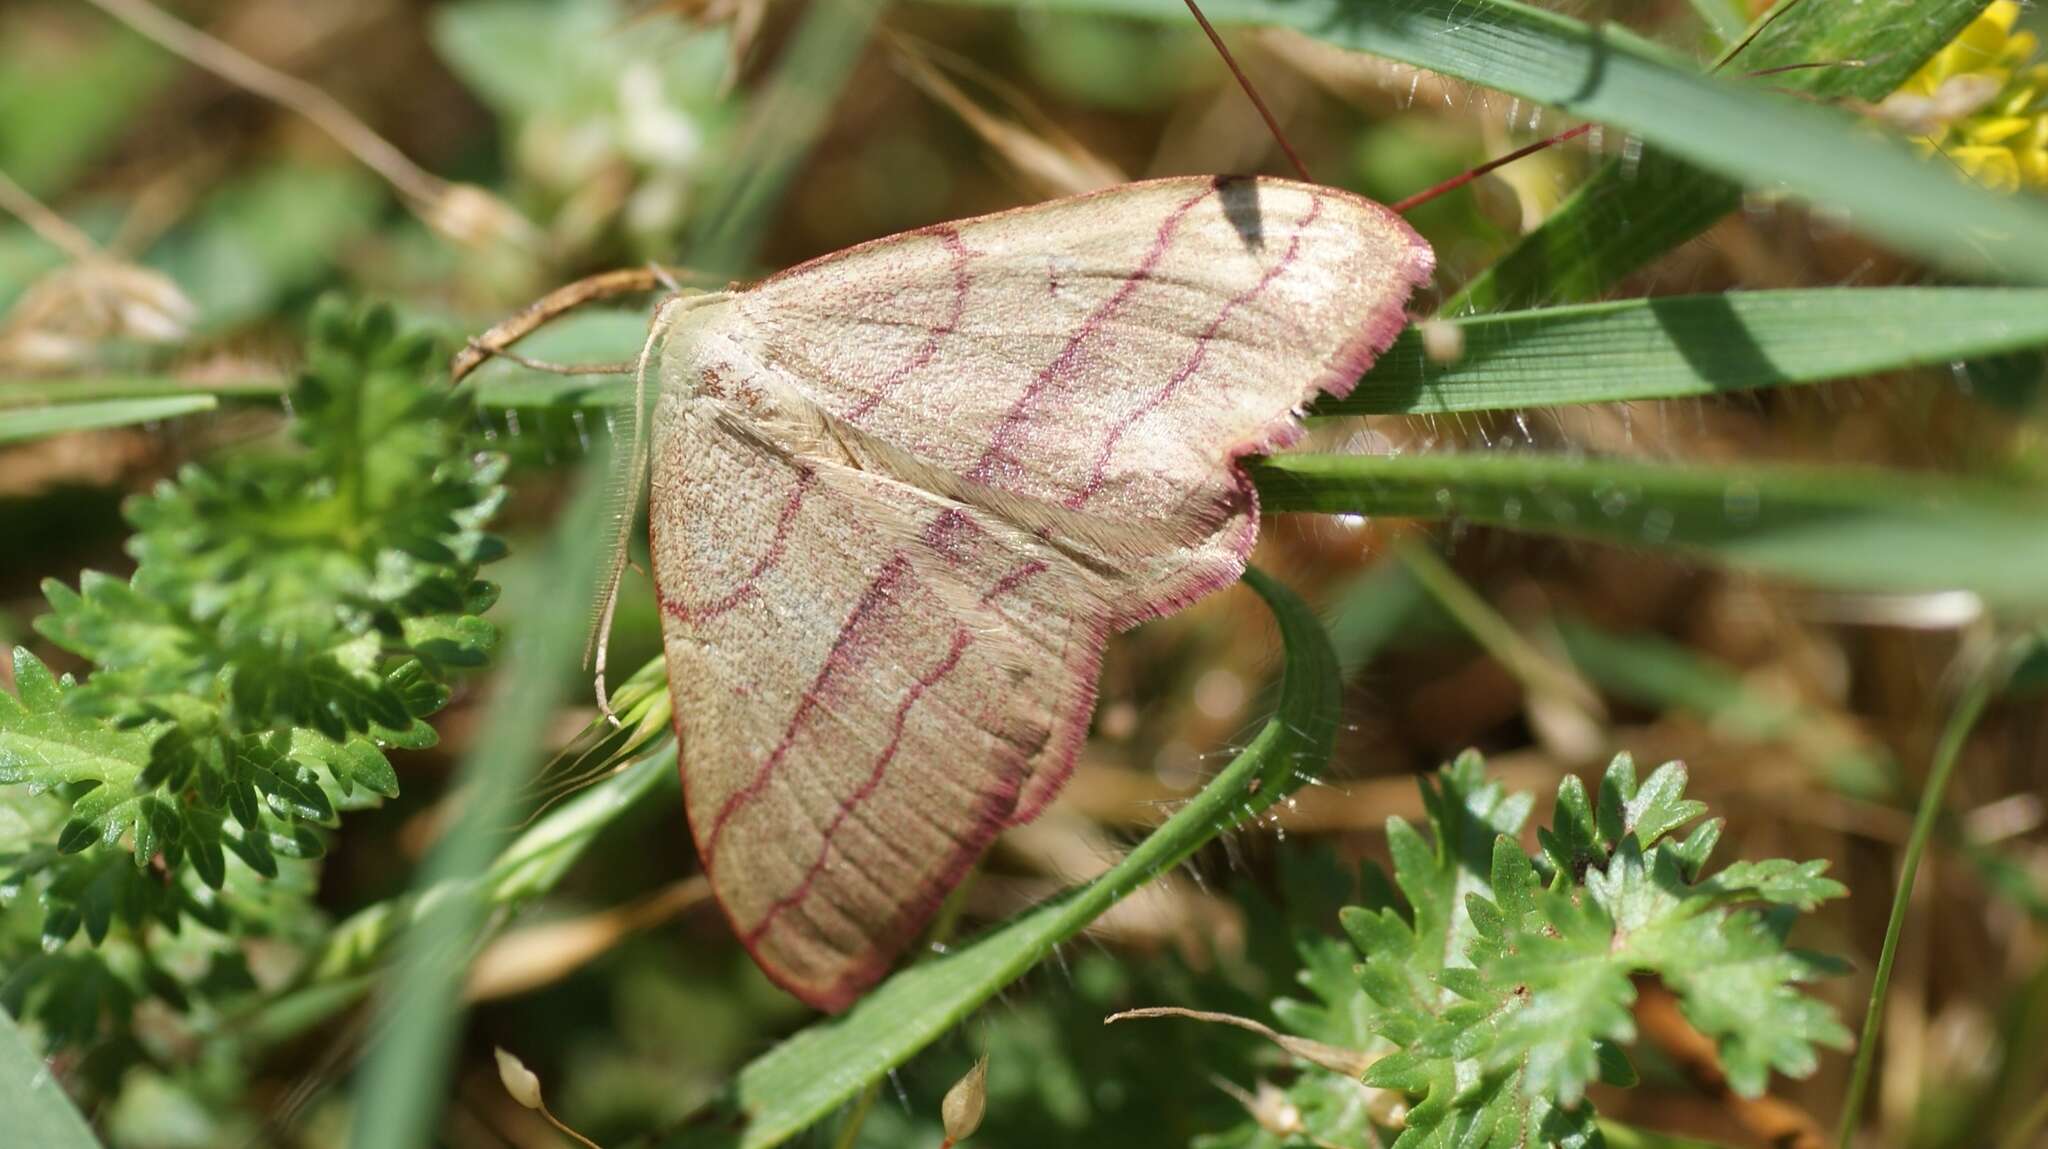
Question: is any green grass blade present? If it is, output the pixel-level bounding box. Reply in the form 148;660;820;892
691;566;1340;1149
1249;453;2048;607
1553;616;1894;794
932;0;2048;283
0;376;284;407
1328;559;1427;679
1322;288;2048;414
0;1007;103;1149
1836;652;2009;1146
1450;0;1986;311
0;395;216;442
1683;0;1745;48
347;468;612;1149
687;0;885;275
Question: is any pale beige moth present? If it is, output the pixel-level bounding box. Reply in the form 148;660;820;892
645;175;1432;1009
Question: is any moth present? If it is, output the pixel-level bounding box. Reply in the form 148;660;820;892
635;175;1432;1010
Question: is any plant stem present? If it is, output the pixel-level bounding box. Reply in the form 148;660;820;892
78;0;447;207
1835;658;2003;1147
0;169;100;261
1395;539;1604;717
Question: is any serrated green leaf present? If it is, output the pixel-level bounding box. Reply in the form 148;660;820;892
0;651;151;791
1600;757;1707;849
1333;753;1847;1137
1638;909;1854;1096
1701;859;1848;910
1538;773;1602;883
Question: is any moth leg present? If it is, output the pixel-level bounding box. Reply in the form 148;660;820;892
587;294;689;726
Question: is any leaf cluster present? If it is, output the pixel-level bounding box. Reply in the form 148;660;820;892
0;300;504;1059
1224;753;1850;1149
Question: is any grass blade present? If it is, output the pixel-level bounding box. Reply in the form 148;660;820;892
1450;0;1986;311
1836;651;2009;1146
937;0;2048;283
346;467;611;1149
1322;288;2048;415
1249;452;2048;606
1553;616;1894;794
687;0;885;275
686;566;1341;1149
1683;0;1746;48
0;1007;103;1149
0;376;284;407
0;395;216;442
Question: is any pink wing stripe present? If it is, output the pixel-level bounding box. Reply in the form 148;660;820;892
981;559;1048;606
659;467;817;623
966;183;1217;484
922;507;1049;607
701;555;913;866
737;627;974;945
844;227;971;423
1064;191;1325;510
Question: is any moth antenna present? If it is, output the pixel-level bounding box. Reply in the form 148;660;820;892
451;264;712;384
1390;121;1595;215
1387;36;1861;217
1746;58;1866;79
587;294;687;727
463;341;635;377
1181;0;1313;183
1713;0;1808;72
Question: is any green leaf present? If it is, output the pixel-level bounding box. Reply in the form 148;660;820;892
1249;452;2048;607
1702;859;1850;910
1450;0;1989;310
1321;289;2048;415
939;0;2048;283
0;1005;104;1149
0;396;217;444
691;567;1340;1149
1339;753;1847;1142
1633;907;1853;1096
0;649;150;791
4;299;508;1083
1595;755;1707;850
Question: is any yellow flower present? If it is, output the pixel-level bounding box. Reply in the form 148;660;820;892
1883;0;2048;191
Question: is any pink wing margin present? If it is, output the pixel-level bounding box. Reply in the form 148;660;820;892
652;176;1432;1010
